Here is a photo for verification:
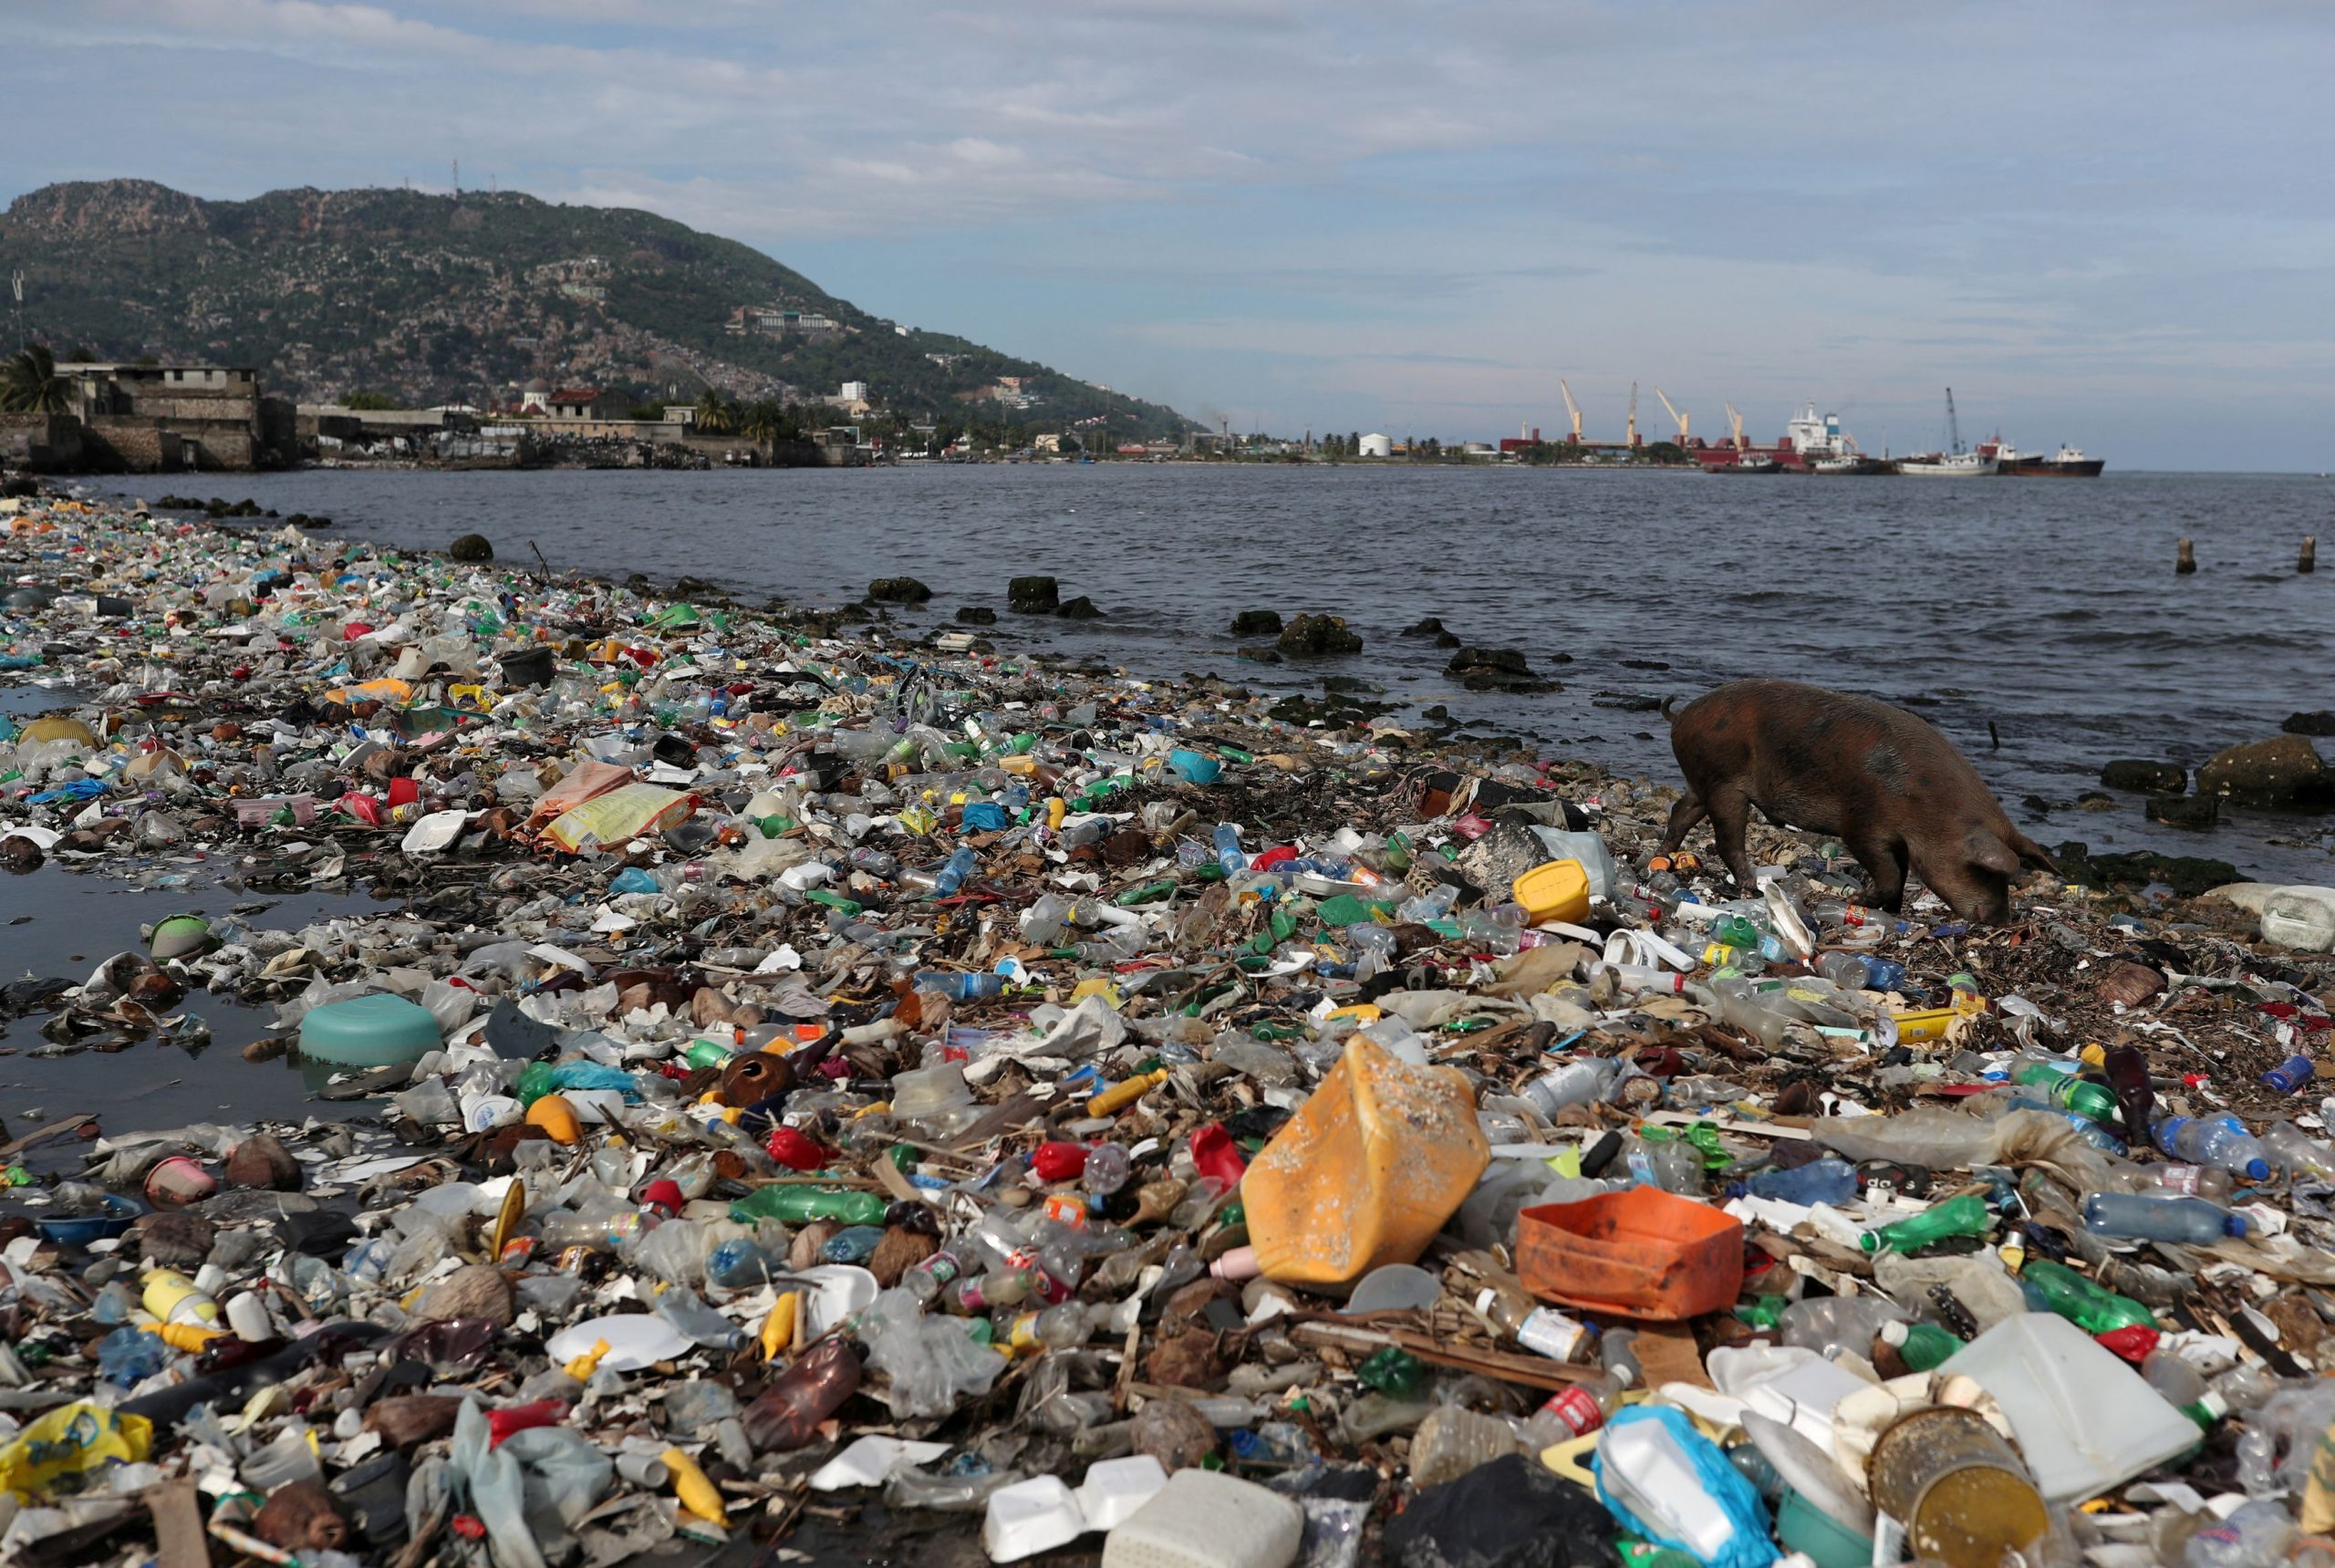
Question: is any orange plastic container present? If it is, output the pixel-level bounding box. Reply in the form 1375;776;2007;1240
1513;859;1593;926
1514;1185;1744;1321
1243;1037;1489;1287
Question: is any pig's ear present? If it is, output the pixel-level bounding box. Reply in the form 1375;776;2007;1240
1967;832;2021;875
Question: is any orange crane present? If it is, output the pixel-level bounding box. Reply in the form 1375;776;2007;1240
1655;389;1687;443
1558;379;1583;442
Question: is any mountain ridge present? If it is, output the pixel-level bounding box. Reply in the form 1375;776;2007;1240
0;178;1193;439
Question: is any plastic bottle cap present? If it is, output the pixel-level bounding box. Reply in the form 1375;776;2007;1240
2225;1214;2249;1237
1879;1319;1910;1346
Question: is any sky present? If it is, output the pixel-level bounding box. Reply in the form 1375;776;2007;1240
8;1;2335;468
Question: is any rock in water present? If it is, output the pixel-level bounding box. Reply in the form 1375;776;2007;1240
2197;735;2332;807
1277;614;1363;657
2101;760;2187;794
1230;609;1283;636
449;534;493;563
866;576;931;604
1008;576;1059;613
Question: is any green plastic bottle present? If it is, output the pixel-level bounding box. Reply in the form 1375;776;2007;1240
1877;1319;1962;1372
2019;1258;2156;1334
1860;1191;1992;1254
514;1061;560;1106
2012;1063;2118;1125
1357;1346;1426;1396
729;1187;887;1227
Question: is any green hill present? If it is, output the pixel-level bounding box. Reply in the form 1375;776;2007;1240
0;178;1194;440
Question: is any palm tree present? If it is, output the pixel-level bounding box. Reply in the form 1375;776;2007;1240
693;386;737;434
0;345;71;415
737;398;788;451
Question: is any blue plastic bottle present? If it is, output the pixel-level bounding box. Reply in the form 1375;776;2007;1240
1212;822;1247;877
932;846;978;897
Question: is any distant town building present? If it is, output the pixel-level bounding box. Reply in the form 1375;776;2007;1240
519;378;552;413
51;361;291;471
1358;432;1394;458
727;305;841;338
840;380;868;403
548;387;628;419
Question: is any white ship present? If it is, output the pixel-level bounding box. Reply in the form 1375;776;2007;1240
1896;450;1998;477
1895;388;1997;475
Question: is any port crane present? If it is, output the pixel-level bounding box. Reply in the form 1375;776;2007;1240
1558;379;1583;442
1626;382;1640;449
1944;387;1964;455
1724;402;1746;452
1655;389;1687;443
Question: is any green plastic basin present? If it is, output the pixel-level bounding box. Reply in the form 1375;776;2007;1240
299;993;442;1067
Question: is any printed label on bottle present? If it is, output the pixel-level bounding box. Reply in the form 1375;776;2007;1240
1516;1308;1587;1362
1538;1386;1604;1437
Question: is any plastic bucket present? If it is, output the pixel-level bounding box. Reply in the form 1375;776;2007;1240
1514;1186;1743;1320
1168;749;1222;784
299;992;444;1067
1866;1406;2049;1568
144;1156;217;1210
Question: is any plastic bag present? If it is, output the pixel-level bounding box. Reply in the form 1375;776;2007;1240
542;781;693;852
523;759;635;831
858;1288;1007;1418
0;1403;153;1500
1593;1406;1772;1568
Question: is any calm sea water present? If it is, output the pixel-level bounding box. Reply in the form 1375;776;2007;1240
93;463;2335;889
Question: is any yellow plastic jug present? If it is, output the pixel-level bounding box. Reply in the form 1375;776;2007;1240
1513;859;1592;926
1243;1037;1489;1287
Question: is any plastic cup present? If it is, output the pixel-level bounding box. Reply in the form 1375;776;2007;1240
144;1156;217;1210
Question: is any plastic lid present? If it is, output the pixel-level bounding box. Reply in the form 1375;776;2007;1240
2225;1213;2249;1237
2245;1159;2271;1181
1879;1319;1911;1346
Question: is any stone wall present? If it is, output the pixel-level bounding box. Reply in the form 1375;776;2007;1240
0;413;87;472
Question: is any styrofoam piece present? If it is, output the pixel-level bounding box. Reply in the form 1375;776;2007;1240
809;1435;950;1492
1099;1469;1303;1568
1941;1312;2202;1502
983;1475;1084;1563
1076;1455;1168;1532
793;1264;880;1337
545;1313;692;1372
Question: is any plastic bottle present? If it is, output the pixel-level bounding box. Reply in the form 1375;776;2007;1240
2153;1116;2271;1181
2012;1063;2119;1125
1520;1057;1620;1117
1600;1327;1643;1386
1211;822;1247;877
2154;1164;2235;1201
2262;1054;2317;1094
1860;1191;1991;1254
2141;1350;2226;1429
1874;1319;1961;1374
1529;1367;1633;1439
913;971;1005;1002
931;846;977;898
2019;1258;2156;1334
705;1238;777;1290
2262;1122;2335;1181
2081;1191;2247;1244
741;1338;863;1452
541;1210;657;1253
2185;1499;2298;1567
1780;1294;1907;1358
728;1187;887;1226
1811;899;1906;936
1744;1157;1858;1208
1083;1142;1132;1197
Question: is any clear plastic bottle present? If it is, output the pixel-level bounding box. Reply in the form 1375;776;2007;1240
931;846;978;898
1520;1057;1620;1117
2185;1499;2298;1567
1780;1293;1906;1357
2141;1349;2226;1428
1525;1367;1632;1440
1211;822;1247;877
2082;1191;2247;1244
2262;1122;2335;1181
1600;1327;1642;1386
2155;1164;2235;1201
2153;1116;2271;1181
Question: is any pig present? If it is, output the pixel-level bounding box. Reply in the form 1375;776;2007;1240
1659;679;2056;923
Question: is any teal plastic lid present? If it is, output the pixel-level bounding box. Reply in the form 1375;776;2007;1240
299;992;443;1067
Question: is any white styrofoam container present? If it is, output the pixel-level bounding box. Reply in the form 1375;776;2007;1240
1099;1468;1303;1568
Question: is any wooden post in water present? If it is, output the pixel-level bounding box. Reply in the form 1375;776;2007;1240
2176;538;2196;575
2302;535;2318;575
